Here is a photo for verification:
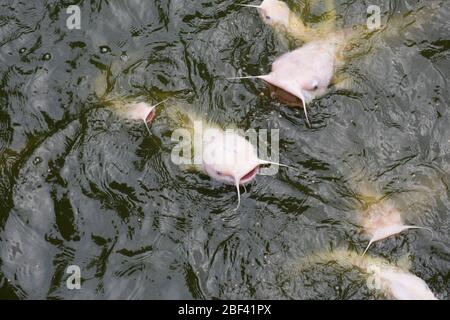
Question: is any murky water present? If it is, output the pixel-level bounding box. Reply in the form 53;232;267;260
0;0;449;299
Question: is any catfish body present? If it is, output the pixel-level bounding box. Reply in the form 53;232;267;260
360;200;432;255
371;266;438;300
167;105;290;210
264;34;344;106
297;250;438;300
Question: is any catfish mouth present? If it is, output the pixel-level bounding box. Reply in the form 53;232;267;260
145;109;156;124
265;82;304;107
240;166;259;184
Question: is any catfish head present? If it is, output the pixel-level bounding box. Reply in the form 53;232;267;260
239;0;291;29
229;39;338;126
201;128;291;210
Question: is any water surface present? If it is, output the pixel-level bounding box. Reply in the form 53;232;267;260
0;0;449;299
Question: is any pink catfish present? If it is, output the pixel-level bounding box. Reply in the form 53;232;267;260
238;0;332;42
361;201;433;256
239;0;294;33
232;1;366;126
113;99;168;134
201;127;293;210
299;249;438;300
229;34;344;126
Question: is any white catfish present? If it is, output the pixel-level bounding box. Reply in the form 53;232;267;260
296;249;438;300
202;128;292;209
108;99;168;134
229;34;345;126
232;1;351;126
370;264;438;300
361;200;433;256
167;106;293;210
238;0;334;42
234;1;432;126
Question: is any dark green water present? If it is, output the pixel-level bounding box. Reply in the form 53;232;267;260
0;0;449;299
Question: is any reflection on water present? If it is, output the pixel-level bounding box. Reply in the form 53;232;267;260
0;0;449;299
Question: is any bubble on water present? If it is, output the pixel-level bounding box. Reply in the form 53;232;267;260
33;157;42;165
42;53;52;61
19;48;26;54
100;46;111;54
120;52;128;61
